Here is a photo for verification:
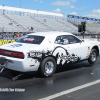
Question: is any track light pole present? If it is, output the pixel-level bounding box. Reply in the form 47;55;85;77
20;0;21;15
20;0;21;8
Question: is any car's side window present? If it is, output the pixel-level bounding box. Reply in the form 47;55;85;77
55;35;82;45
55;35;69;45
67;35;81;44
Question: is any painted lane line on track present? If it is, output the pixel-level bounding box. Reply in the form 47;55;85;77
38;79;100;100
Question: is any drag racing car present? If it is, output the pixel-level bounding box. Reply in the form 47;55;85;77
0;31;100;78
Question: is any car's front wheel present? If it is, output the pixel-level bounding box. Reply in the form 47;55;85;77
40;57;56;77
88;49;97;64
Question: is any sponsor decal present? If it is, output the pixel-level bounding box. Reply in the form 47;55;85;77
9;44;22;48
88;47;90;50
86;55;89;58
0;39;15;45
29;50;52;61
52;47;80;65
30;52;42;58
87;53;89;55
23;38;36;41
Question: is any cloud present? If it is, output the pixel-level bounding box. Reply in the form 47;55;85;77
52;8;61;13
40;0;43;3
77;7;85;10
86;14;99;18
51;1;70;6
34;0;42;3
70;0;77;2
85;9;100;18
70;12;77;15
70;5;75;8
92;9;100;14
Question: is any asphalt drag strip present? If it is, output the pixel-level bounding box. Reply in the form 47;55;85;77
0;57;100;100
38;79;100;100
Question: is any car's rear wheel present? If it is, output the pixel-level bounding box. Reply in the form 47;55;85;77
88;49;97;64
40;57;56;77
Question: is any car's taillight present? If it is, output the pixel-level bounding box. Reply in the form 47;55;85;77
0;49;24;59
18;53;24;58
0;50;5;54
12;52;18;56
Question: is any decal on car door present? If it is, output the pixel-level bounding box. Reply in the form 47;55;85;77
52;46;80;65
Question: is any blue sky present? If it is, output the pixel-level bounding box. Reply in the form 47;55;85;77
0;0;100;18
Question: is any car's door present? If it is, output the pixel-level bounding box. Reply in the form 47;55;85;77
66;35;88;59
53;35;89;65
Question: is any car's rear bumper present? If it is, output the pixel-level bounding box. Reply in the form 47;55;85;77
0;55;40;72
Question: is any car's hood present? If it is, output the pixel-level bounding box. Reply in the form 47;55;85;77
0;42;40;52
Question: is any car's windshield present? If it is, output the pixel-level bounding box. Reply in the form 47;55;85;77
16;35;45;44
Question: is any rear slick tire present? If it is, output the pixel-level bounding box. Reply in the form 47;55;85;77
40;57;56;77
88;49;97;64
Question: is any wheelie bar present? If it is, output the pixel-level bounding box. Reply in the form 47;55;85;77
12;74;24;81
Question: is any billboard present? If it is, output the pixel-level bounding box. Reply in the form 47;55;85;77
67;15;100;22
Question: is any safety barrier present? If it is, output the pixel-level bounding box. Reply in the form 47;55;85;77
0;39;15;45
